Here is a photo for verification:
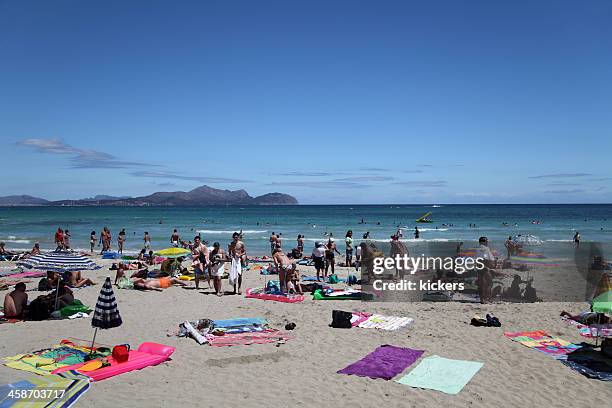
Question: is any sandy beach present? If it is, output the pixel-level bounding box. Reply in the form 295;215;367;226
1;255;610;408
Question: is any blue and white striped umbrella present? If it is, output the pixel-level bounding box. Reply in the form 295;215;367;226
17;251;101;272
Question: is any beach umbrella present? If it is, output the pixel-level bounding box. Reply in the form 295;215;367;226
90;277;122;352
18;251;101;310
17;251;101;273
154;248;190;258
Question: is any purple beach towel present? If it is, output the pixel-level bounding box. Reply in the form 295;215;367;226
337;345;425;380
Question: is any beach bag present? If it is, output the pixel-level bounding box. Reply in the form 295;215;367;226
328;274;340;284
112;344;130;363
27;297;51;321
330;310;353;329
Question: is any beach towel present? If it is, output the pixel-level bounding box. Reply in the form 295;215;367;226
337;345;424;380
0;370;90;408
350;311;372;327
206;331;289;347
229;257;241;286
396;355;483;394
561;349;612;381
357;314;414;331
561;316;612;339
3;343;91;376
504;330;580;359
4;271;45;280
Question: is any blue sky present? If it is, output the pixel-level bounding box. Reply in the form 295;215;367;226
1;0;611;204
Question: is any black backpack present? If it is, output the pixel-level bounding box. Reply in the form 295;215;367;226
27;297;51;321
330;310;353;329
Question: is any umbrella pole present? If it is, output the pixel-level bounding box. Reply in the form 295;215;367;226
90;328;98;355
54;284;60;311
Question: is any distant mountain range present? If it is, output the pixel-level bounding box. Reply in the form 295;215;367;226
0;186;298;206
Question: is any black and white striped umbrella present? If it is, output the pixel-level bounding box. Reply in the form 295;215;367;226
91;277;122;329
17;251;101;272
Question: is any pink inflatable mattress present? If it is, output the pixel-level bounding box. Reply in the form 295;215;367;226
52;342;175;381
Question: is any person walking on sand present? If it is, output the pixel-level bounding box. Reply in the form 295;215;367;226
325;237;341;277
171;229;180;247
475;236;495;304
209;242;228;296
389;234;409;279
118;228;126;254
345;230;354;267
312;242;326;281
191;236;209;290
229;232;247;294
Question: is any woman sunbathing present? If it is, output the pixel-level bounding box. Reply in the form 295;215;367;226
117;275;187;291
65;271;96;288
560;310;610;325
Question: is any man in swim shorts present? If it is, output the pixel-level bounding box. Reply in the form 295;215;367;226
171;229;180;247
191;236;209;289
228;232;247;294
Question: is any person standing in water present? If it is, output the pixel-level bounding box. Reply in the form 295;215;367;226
63;230;71;250
414;227;420;239
54;228;64;251
90;231;96;254
345;230;354;267
143;231;151;251
573;231;581;247
118;228;126;254
170;229;180;247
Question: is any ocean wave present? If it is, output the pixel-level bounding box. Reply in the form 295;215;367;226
197;229;268;234
545;239;573;242
1;238;31;244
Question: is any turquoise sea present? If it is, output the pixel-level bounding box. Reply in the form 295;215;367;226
0;204;610;256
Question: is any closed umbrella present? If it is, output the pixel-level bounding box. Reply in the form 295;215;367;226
90;277;122;353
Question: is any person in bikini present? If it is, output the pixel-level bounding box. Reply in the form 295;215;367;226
65;271;96;288
209;242;228;296
273;248;297;293
324;237;341;277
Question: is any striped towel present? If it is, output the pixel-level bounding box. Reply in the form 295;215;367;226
0;370;90;408
357;314;414;331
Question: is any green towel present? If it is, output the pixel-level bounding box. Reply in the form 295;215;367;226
396;355;483;394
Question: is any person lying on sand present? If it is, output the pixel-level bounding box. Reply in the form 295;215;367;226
560;310;611;325
130;277;187;292
3;282;27;318
65;271;95;288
